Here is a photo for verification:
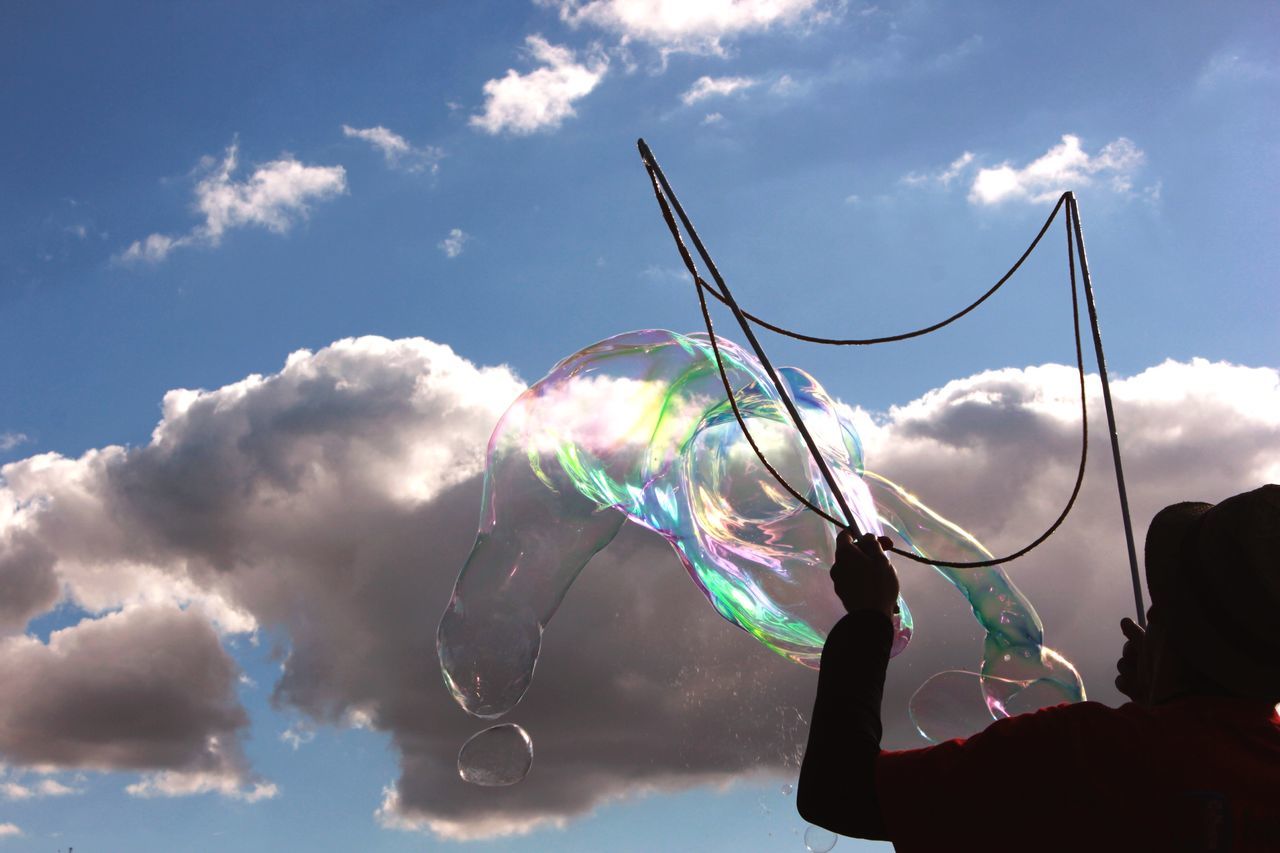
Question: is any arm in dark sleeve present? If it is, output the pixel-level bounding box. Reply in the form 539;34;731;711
796;610;893;840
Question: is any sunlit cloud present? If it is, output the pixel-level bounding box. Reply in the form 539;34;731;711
342;124;445;174
119;141;347;263
544;0;829;56
968;135;1145;205
471;36;608;136
127;771;278;802
1;778;81;800
903;136;1150;205
902;151;974;188
438;228;470;258
680;74;758;105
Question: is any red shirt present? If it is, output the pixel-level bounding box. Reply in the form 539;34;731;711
876;697;1280;852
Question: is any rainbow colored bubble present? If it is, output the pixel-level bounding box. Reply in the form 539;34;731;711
437;330;1083;736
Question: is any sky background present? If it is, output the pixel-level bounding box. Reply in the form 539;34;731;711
1;1;1278;851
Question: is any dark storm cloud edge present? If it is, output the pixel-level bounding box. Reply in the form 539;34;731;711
0;337;1275;838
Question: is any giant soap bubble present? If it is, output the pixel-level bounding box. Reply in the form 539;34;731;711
438;330;1083;735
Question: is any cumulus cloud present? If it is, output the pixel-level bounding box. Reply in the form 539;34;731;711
967;135;1145;205
471;36;608;136
0;433;28;452
544;0;827;55
0;337;523;804
0;606;265;799
680;74;758;105
0;823;19;838
126;769;277;802
1;777;80;800
438;228;469;258
0;531;59;635
0;335;1276;838
120;141;347;263
902;137;1149;205
341;125;445;174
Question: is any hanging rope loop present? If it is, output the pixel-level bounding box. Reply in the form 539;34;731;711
636;139;1145;625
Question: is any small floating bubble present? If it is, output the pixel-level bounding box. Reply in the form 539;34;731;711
457;723;533;786
780;782;794;796
804;825;838;852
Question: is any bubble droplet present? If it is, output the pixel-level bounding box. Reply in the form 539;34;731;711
457;723;533;786
804;824;838;852
780;782;794;796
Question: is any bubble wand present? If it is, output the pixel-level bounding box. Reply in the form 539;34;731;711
636;138;1145;628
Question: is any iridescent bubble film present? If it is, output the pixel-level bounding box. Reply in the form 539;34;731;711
438;330;1084;732
457;723;534;787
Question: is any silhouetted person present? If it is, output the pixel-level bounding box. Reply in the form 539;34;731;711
798;484;1280;851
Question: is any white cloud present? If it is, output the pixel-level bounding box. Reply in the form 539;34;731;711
680;74;757;105
37;778;79;797
701;111;724;125
341;125;444;174
120;233;179;263
0;823;20;838
1;335;1276;840
937;151;975;186
903;151;975;188
126;770;278;802
471;36;608;136
1;777;79;800
280;724;315;751
0;434;27;452
438;228;469;258
120;142;347;263
968;134;1145;205
544;0;827;55
343;125;409;158
0;783;27;801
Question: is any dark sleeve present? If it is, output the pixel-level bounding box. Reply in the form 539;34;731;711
874;701;1153;850
796;610;893;840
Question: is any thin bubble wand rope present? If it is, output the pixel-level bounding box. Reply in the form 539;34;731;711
635;138;1143;628
1068;194;1146;628
637;143;862;532
638;137;1097;568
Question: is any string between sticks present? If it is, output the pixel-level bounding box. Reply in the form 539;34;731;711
636;139;1133;596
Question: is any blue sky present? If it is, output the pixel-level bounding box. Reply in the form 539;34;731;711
1;1;1278;851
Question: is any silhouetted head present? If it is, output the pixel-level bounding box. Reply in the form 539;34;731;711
1144;484;1280;701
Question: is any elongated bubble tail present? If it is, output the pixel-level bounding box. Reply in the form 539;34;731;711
438;600;542;719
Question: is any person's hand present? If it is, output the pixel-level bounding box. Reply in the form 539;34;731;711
831;527;899;619
1114;617;1149;704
